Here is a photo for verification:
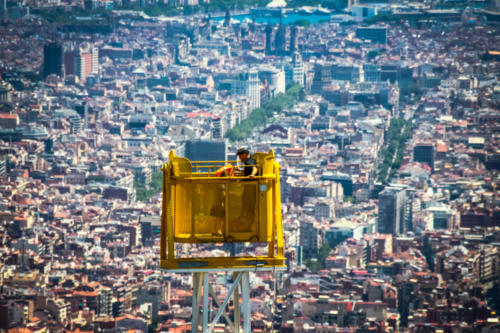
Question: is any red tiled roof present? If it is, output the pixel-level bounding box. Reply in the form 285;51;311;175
0;113;18;119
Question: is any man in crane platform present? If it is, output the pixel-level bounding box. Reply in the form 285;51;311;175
211;148;258;226
234;148;258;233
235;148;258;178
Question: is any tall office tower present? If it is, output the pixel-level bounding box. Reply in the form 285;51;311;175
64;49;78;77
300;221;319;258
413;144;435;171
265;23;273;55
311;62;332;94
76;52;93;81
43;43;64;79
184;139;226;162
64;44;98;81
377;186;406;235
290;25;298;53
231;69;261;110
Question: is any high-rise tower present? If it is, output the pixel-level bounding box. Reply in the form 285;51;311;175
64;44;99;81
413;144;435;171
184;139;226;161
43;43;64;79
377;186;407;235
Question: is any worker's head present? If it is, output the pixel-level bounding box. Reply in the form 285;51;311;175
236;148;250;162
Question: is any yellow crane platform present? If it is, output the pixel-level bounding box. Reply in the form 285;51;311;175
159;150;286;272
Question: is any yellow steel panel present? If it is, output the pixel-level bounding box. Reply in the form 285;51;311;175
227;181;259;241
159;257;286;271
274;163;284;257
192;183;225;237
173;182;192;239
258;179;273;242
165;166;175;261
160;164;167;262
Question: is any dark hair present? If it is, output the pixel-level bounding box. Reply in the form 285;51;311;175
236;148;250;156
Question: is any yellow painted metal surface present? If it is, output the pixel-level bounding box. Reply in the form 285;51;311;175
160;150;286;271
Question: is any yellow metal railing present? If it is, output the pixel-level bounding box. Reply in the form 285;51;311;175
160;150;285;271
188;160;238;175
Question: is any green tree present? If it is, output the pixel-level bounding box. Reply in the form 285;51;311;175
376;118;412;183
135;172;163;202
293;19;310;27
305;243;332;272
225;83;301;142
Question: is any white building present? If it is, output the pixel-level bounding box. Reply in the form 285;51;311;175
285;53;305;87
231;69;260;110
259;65;286;96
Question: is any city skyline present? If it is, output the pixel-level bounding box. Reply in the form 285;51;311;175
0;0;499;332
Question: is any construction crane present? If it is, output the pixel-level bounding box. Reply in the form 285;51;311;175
160;150;286;333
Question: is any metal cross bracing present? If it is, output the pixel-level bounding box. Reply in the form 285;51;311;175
191;271;252;333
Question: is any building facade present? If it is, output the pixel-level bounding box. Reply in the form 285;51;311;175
377;186;406;235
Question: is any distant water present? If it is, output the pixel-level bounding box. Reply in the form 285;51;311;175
210;12;333;25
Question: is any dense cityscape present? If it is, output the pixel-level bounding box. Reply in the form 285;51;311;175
0;0;500;332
